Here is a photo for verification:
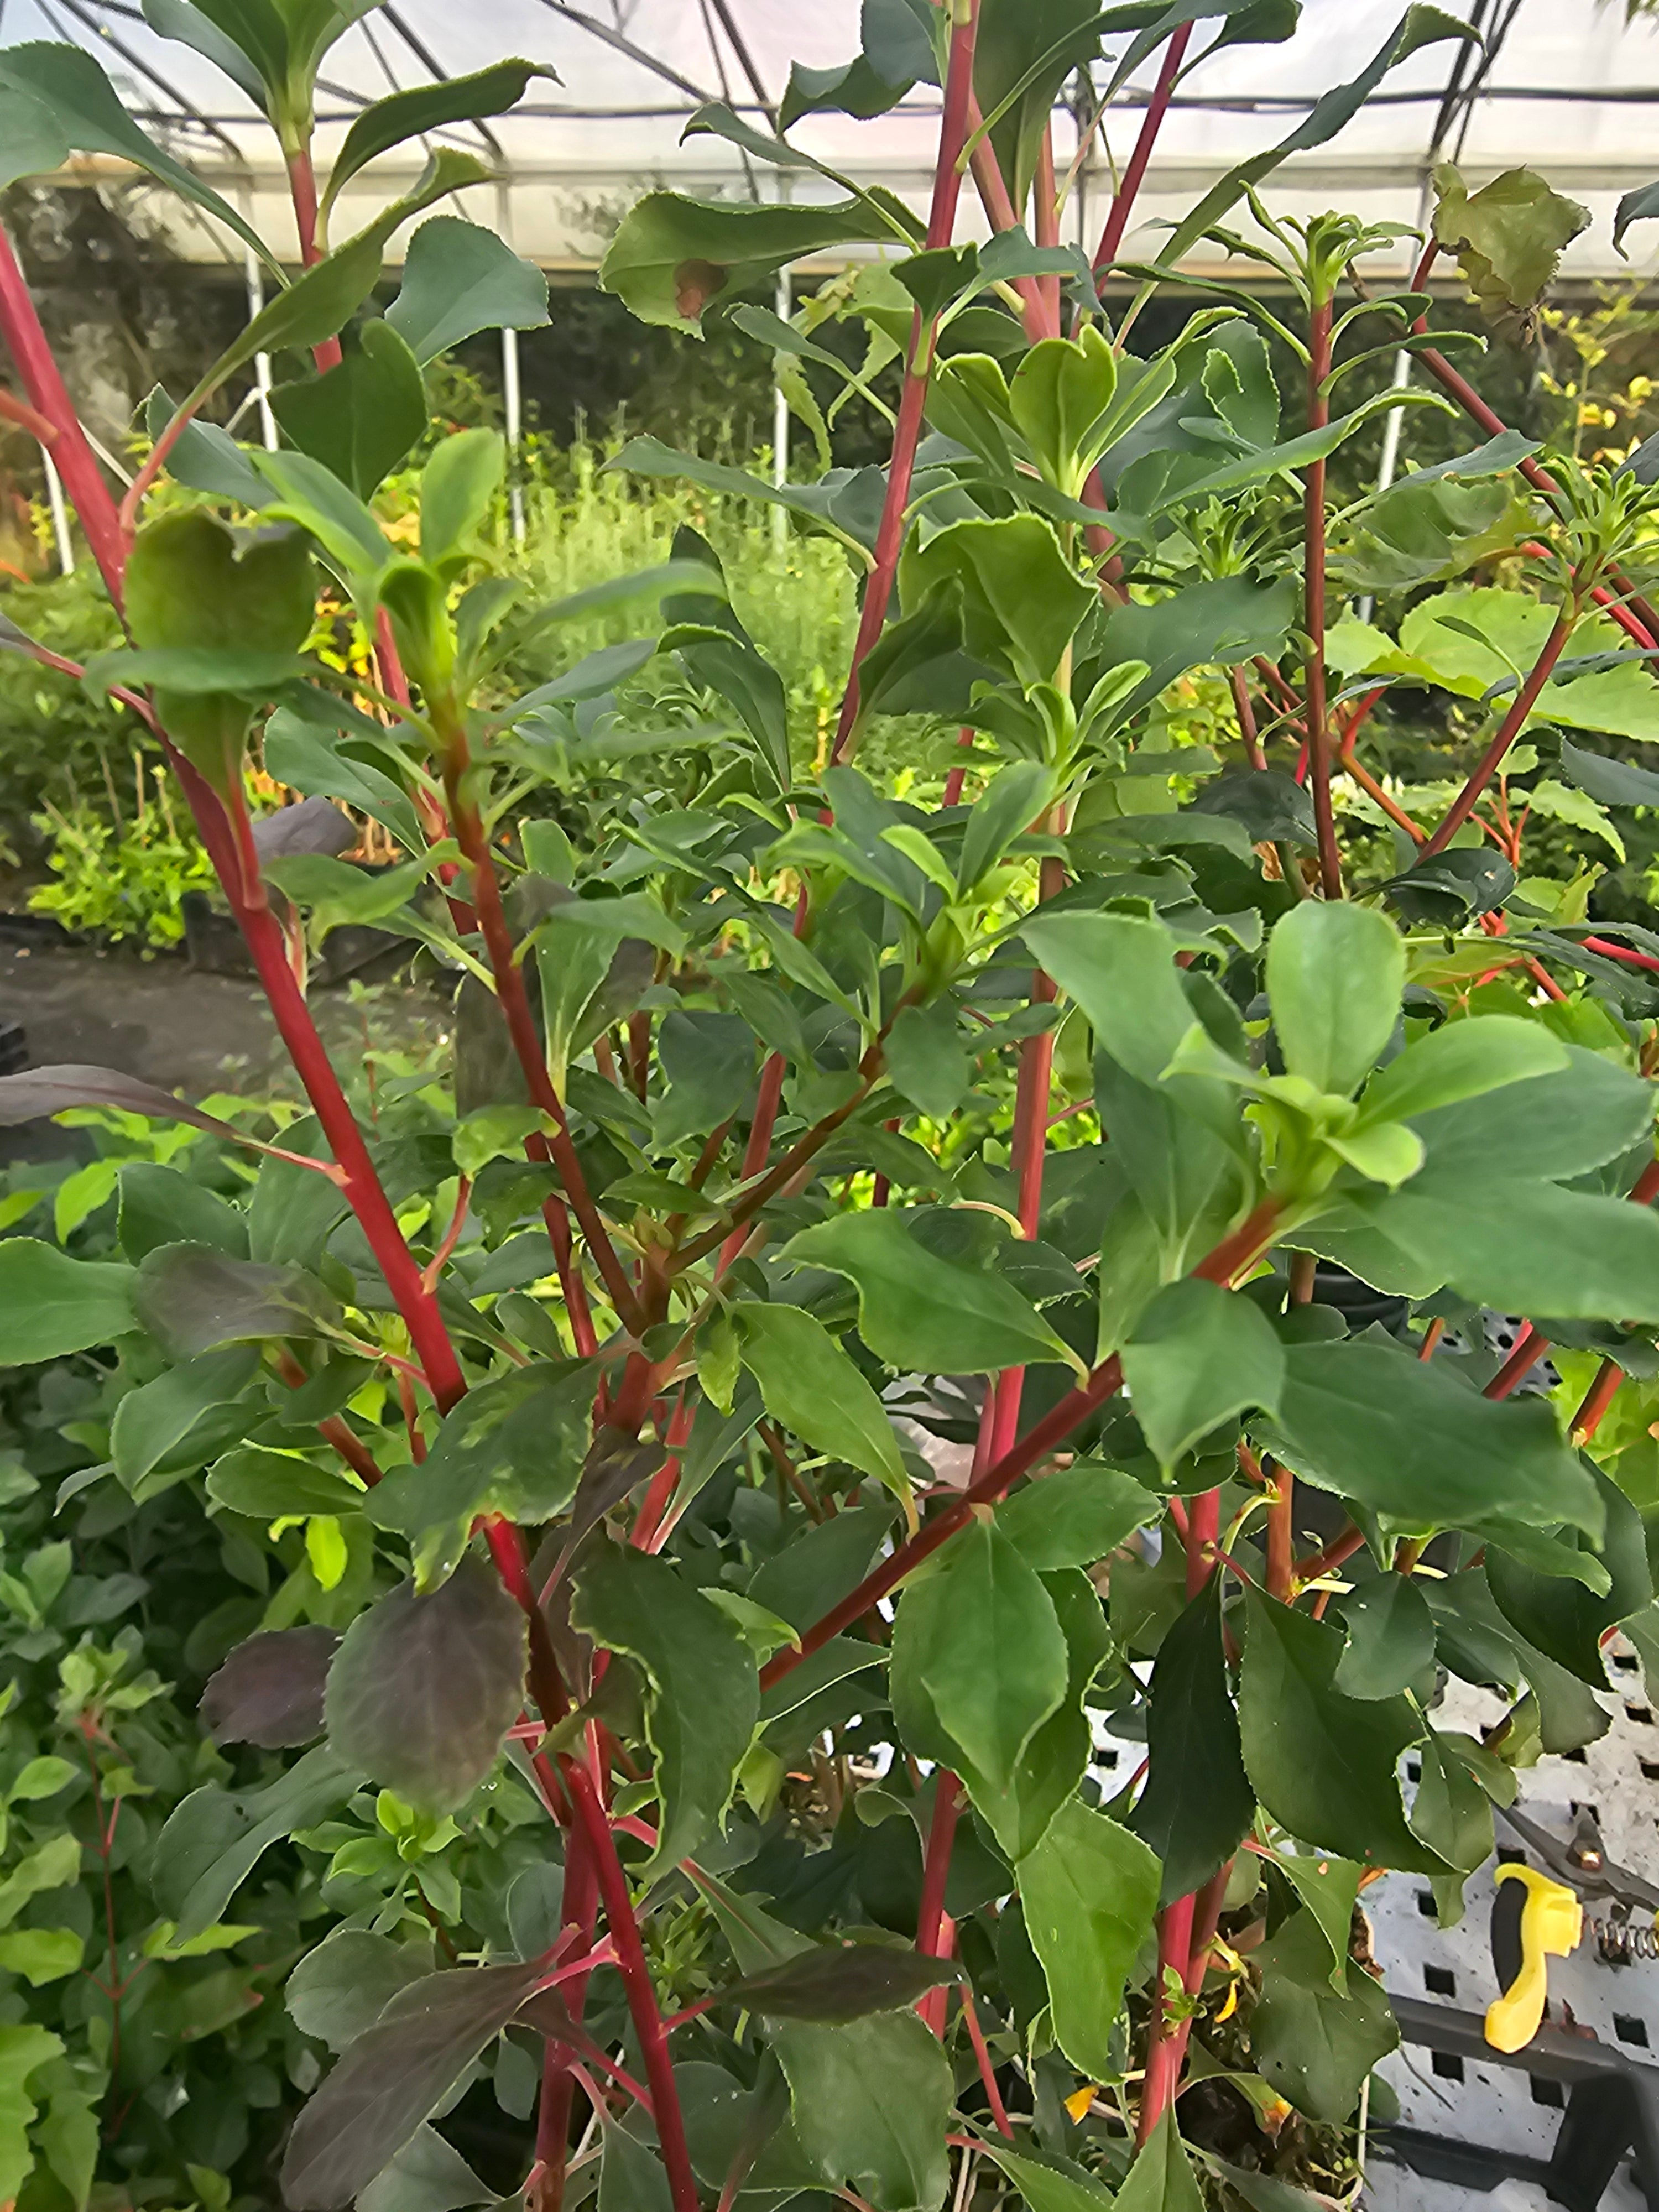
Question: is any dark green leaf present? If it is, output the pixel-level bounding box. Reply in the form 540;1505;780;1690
1018;1799;1162;2078
1332;1575;1438;1700
112;1344;259;1494
891;1520;1068;1794
1239;1589;1436;1871
207;1446;367;1521
782;1208;1076;1374
271;321;427;500
280;1959;549;2211
0;41;269;262
775;2012;951;2212
748;1504;895;1632
324;62;555;215
1115;2112;1206;2212
325;1558;528;1814
1261;1336;1603;1541
600;191;917;335
1131;1584;1255;1902
734;1303;911;1504
155;1744;361;1943
884;1001;972;1119
1251;1910;1398;2122
1407;1729;1494;1873
1485;1467;1651;1682
118;1161;248;1264
998;1462;1160;1569
570;1536;758;1874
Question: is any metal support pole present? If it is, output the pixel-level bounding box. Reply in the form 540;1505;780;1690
41;446;72;576
771;262;790;560
245;245;278;451
503;325;525;547
499;183;526;547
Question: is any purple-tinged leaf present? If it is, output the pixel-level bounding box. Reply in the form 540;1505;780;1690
202;1626;340;1749
134;1242;341;1358
717;1944;961;2023
281;1957;550;2210
325;1557;527;1814
253;797;356;863
0;1063;249;1139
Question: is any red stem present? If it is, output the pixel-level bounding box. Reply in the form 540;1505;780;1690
445;778;644;1332
631;1395;695;1551
1138;1892;1196;2145
915;1772;962;2038
1093;25;1192;275
828;0;980;764
1185;1488;1219;1600
1573;1357;1624;1443
718;1050;787;1274
535;1828;600;2212
1419;611;1575;859
760;1199;1285;1690
0;228;127;596
287;147;345;372
561;1759;699;2212
1229;668;1267;773
963;98;1054;340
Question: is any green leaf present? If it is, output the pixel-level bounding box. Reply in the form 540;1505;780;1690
1120;1279;1285;1469
281;1959;551;2212
1267;901;1403;1099
6;1757;73;1804
1256;1843;1362;1992
974;0;1105;216
1262;1335;1603;1542
0;42;269;263
286;1928;434;2053
178;150;490;425
1433;163;1589;321
597;2115;672;2212
781;1208;1077;1374
1485;1467;1651;1683
998;1462;1160;1569
1131;1583;1255;1902
325;1558;527;1815
1018;1798;1162;2078
1091;573;1300;723
1332;1575;1437;1700
251;448;394;579
1115;2112;1206;2212
1526;778;1626;860
125;510;317;789
0;2024;64;2204
421;431;505;575
1407;1045;1656;1182
1239;1589;1436;1871
365;1365;593;1585
881;1001;972;1119
0;1238;134;1364
359;2126;493;2212
262;712;424;852
155;1744;360;1943
270;321;427;500
776;2012;951;2212
112;1344;260;1494
748;1504;895;1632
1556;735;1659;808
118;1161;247;1264
719;1945;959;2023
891;1520;1068;1794
384;216;552;364
1251;1909;1398;2122
0;1927;82;1985
601;190;918;335
571;1536;758;1875
899;515;1095;686
734;1303;911;1510
1357;1014;1567;1126
207;1447;364;1521
322;61;555;218
1150;9;1477;270
144;383;268;505
1353;1173;1659;1326
979;2148;1115;2212
0;1837;80;1929
1407;1728;1495;1873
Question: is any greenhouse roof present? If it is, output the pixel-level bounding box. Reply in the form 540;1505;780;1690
4;0;1659;279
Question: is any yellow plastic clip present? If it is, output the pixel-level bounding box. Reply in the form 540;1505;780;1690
1484;1865;1583;2053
